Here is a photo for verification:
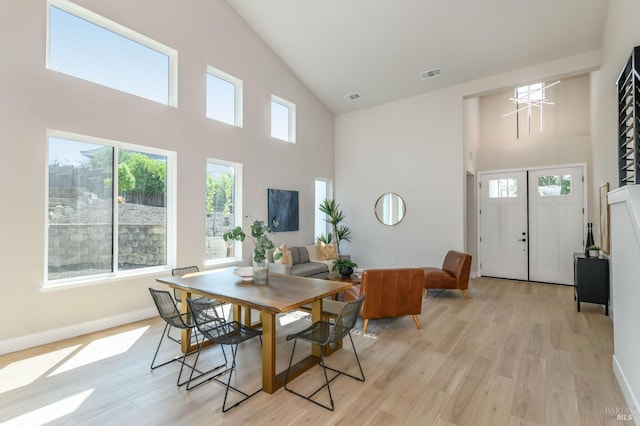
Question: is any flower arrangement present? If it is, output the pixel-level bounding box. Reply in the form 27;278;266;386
223;216;276;263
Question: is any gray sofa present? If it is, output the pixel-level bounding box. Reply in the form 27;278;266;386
268;245;332;278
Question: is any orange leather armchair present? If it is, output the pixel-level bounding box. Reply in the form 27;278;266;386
423;250;472;299
343;268;424;334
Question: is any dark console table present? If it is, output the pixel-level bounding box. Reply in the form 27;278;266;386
573;252;609;315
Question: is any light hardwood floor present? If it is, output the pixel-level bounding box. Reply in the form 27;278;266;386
0;278;632;425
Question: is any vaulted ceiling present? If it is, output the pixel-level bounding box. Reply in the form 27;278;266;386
225;0;609;114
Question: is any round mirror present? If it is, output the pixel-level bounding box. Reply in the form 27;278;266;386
374;193;406;226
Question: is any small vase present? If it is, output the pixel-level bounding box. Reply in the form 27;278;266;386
252;257;268;285
589;249;599;258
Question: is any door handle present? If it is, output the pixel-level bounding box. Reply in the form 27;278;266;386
518;238;526;242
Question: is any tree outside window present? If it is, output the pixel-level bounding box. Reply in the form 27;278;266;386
206;161;239;261
47;135;170;282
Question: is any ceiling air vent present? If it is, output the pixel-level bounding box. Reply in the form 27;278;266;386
420;68;443;80
344;92;361;102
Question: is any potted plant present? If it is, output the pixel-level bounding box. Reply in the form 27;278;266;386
319;199;352;255
223;216;275;285
587;244;600;258
332;259;358;278
315;233;333;245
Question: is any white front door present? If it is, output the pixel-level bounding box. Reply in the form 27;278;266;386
528;166;584;284
479;171;529;280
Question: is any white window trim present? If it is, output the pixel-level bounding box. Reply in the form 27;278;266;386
46;0;179;107
44;129;177;288
271;94;296;143
206;66;243;128
205;158;243;266
515;83;545;103
314;178;331;239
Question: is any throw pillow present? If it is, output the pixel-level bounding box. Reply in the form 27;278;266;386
273;244;293;266
305;245;319;261
317;242;338;260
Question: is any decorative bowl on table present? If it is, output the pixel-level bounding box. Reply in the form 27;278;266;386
234;267;253;281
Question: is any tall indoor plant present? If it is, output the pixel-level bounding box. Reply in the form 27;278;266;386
318;199;352;255
223;216;275;285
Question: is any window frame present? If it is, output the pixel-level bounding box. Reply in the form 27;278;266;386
206;66;243;127
46;0;179;107
537;174;572;197
314;178;330;240
515;82;545;103
205;158;243;266
271;95;296;143
488;178;518;198
45;129;176;288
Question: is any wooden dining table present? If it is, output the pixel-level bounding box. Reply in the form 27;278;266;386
156;267;352;394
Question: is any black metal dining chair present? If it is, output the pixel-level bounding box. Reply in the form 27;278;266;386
169;266;225;343
171;266;226;311
186;297;263;412
284;295;366;411
148;288;226;386
171;266;201;304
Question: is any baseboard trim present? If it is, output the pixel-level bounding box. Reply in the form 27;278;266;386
0;307;157;356
612;354;639;418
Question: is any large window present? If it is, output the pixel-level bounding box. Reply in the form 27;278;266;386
206;159;242;263
271;95;296;143
206;66;243;127
47;0;177;106
314;179;329;239
47;132;174;284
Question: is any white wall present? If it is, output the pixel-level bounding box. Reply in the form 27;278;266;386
463;98;479;272
592;0;640;416
476;136;591;173
609;187;640;417
463;97;479;175
335;52;601;270
591;0;640;228
480;75;590;146
0;0;334;352
335;88;465;268
477;74;591;172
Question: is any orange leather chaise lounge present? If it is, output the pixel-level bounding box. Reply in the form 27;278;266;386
343;268;425;334
422;250;472;299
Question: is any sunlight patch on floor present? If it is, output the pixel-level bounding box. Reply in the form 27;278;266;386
278;310;310;327
49;326;149;376
0;346;80;394
2;389;93;426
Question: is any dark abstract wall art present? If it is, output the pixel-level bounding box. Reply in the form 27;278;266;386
268;188;299;232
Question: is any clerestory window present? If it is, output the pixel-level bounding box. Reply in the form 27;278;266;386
206;66;243;127
47;0;177;106
271;95;296;143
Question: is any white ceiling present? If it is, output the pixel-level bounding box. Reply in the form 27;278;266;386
225;0;609;115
